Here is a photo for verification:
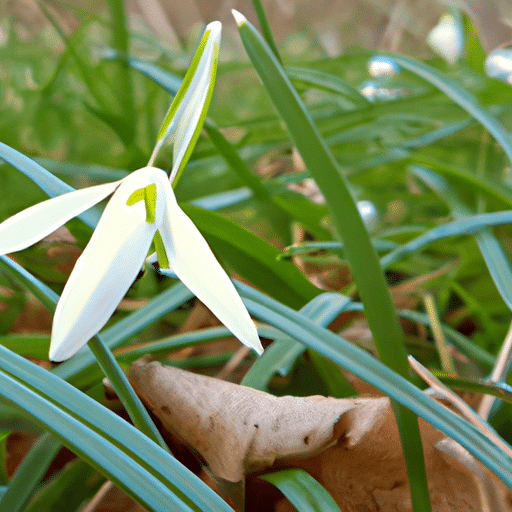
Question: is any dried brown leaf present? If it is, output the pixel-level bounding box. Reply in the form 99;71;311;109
129;361;512;511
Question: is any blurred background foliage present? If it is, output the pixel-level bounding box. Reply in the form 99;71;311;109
2;0;512;495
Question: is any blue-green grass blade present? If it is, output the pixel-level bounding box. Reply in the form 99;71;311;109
117;325;286;363
390;55;512;165
260;468;342;512
0;433;60;512
280;239;399;259
411;165;512;311
380;210;512;269
0;143;99;228
410;159;512;209
0;371;198;512
54;282;194;383
0;345;234;512
398;309;495;368
191;187;253;211
234;15;430;509
242;292;352;391
287;66;370;107
438;376;512;403
106;52;182;94
475;231;512;312
106;0;135;123
234;281;512;489
36;158;129;182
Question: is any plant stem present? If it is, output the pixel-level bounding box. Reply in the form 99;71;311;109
87;336;168;451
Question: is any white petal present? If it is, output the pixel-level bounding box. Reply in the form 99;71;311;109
159;180;263;355
169;22;220;181
149;21;221;178
0;181;120;255
50;167;168;361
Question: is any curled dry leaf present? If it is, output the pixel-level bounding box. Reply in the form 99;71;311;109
129;360;512;511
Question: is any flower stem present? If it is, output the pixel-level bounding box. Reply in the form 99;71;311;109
87;336;168;451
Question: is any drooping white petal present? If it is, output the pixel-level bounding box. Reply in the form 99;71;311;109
158;179;263;355
0;181;120;255
50;167;168;361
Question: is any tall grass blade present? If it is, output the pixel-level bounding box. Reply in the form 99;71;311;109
233;12;431;510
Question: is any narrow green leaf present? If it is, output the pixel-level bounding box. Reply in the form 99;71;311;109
0;334;50;360
410;159;512;209
233;11;409;377
390;55;512;164
234;14;430;509
0;404;42;437
260;469;342;512
250;0;281;63
287;66;369;107
280;239;399;259
24;458;104;512
461;13;486;74
308;350;355;398
0;433;61;512
0;431;9;486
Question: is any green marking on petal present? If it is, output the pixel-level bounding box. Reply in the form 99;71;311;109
126;188;145;206
143;183;157;224
153;229;170;269
126;184;158;224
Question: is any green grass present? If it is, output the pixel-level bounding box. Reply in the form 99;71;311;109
1;3;512;511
